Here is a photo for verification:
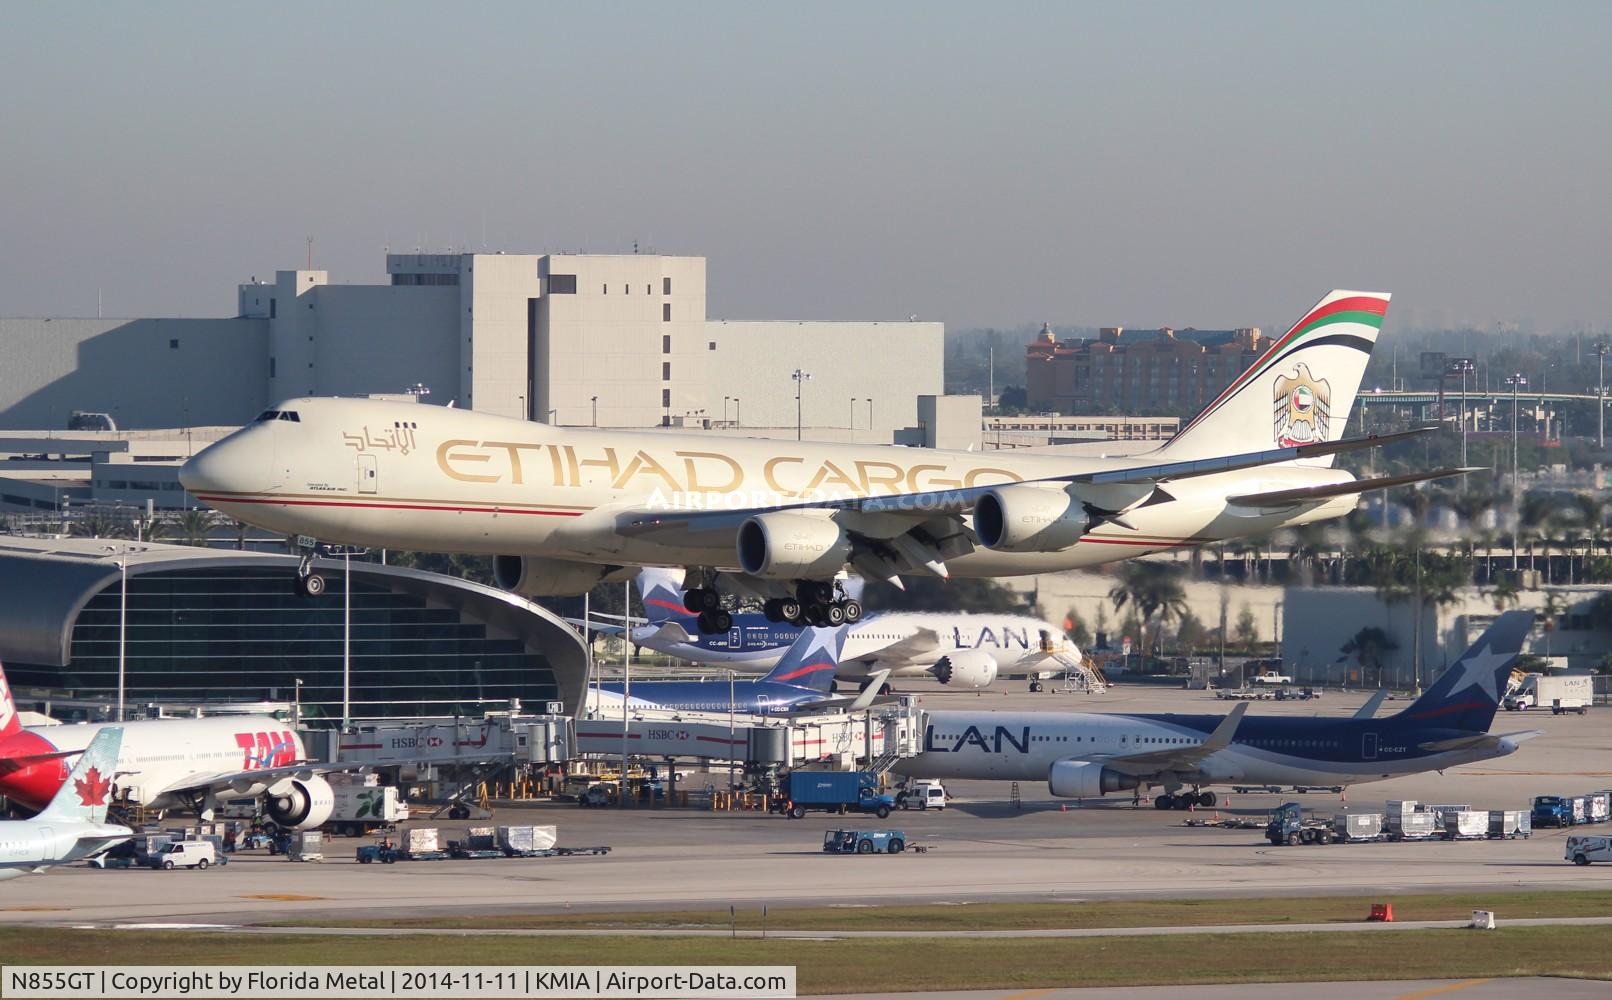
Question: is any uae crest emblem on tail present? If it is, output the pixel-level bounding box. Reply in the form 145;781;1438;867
1273;363;1331;447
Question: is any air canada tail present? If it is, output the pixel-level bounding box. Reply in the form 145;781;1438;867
1395;610;1533;734
37;727;123;824
1156;290;1391;463
759;627;848;694
0;660;18;739
634;568;692;625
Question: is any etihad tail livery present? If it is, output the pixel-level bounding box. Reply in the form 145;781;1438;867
899;611;1538;807
0;727;132;881
182;289;1466;632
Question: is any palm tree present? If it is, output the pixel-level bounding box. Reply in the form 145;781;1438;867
1108;563;1189;670
1341;626;1399;689
71;513;131;539
1487;572;1523;611
177;508;220;548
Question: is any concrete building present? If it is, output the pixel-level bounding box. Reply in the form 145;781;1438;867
0;537;588;721
2;250;941;442
1025;323;1265;415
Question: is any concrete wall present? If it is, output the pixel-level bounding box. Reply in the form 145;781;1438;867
0;318;267;430
309;284;460;403
702;321;943;440
464;254;542;419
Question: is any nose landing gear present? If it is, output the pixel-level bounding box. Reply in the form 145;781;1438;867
293;547;326;598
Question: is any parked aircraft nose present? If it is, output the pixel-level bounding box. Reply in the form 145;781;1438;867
181;427;277;496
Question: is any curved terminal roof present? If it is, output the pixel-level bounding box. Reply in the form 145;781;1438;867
0;537;589;713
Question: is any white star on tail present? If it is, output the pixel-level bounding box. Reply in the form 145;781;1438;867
1443;643;1515;704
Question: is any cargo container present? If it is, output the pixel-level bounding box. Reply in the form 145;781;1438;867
1569;796;1590;825
1586;793;1610;824
1443;810;1489;840
1488;810;1530;840
1388;811;1439;841
1335;813;1385;842
498;825;558;855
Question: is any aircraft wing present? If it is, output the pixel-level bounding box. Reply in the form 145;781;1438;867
1417;730;1543;754
1091;703;1250;777
864;628;944;664
614;427;1434;576
1227;467;1478;508
150;760;364;800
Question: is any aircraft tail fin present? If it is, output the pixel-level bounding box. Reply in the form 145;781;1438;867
36;727;123;824
1394;610;1533;733
634;568;692;625
0;660;18;739
1155;290;1390;463
760;627;848;694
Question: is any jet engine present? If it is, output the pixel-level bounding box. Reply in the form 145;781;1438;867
494;555;625;597
973;484;1086;552
931;650;997;688
263;776;334;830
1046;760;1139;799
736;512;852;579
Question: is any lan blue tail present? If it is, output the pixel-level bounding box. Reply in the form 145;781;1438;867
37;726;123;824
597;627;852;713
636;568;697;626
1391;610;1534;733
757;627;847;695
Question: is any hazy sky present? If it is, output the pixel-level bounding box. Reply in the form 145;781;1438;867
3;3;1609;334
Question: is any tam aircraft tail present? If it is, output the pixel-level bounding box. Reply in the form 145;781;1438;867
1156;290;1390;463
36;727;123;824
759;627;849;694
1395;610;1533;734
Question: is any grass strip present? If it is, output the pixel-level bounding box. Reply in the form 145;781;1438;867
265;889;1612;932
2;925;1608;994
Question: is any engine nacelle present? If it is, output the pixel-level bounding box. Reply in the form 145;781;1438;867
931;650;998;688
737;512;852;579
973;484;1086;552
264;776;334;830
1047;759;1139;799
495;555;620;597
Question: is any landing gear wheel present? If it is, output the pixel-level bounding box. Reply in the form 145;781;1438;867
686;587;721;613
1197;791;1217;808
824;603;847;626
1154;794;1175;810
697;609;733;634
806;606;830;627
797;581;835;606
1173;795;1193;810
779;599;803;624
296;573;326;598
763;599;785;623
841;599;864;623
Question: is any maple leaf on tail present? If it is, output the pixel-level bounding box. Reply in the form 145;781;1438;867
74;766;111;806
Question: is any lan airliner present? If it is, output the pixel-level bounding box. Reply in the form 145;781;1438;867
896;612;1537;807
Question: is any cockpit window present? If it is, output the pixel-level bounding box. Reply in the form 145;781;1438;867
279;411;300;422
254;410;300;423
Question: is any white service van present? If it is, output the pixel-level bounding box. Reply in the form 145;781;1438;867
900;779;948;811
1564;835;1612;866
152;841;217;870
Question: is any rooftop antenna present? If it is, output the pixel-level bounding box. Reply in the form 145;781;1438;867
306;236;313;270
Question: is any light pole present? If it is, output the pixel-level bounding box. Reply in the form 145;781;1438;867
733;397;740;427
723;396;730;426
343;551;351;726
621;579;631;808
1596;342;1608;450
1447;358;1474;487
791;370;812;441
850;398;857;431
116;544;128;721
293;677;303;729
591;395;599;427
1505;372;1528;570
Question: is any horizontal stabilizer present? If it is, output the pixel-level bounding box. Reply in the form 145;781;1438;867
1418;730;1542;754
1352;689;1389;720
1227;467;1478;508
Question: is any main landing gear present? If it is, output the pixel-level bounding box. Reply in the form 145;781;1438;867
1154;789;1217;811
683;579;864;634
764;581;862;629
293;547;326;598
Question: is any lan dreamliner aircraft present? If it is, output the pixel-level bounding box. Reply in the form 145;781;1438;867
898;612;1537;808
181;289;1466;632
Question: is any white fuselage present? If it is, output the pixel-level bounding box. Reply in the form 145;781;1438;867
0;822;131;880
635;612;1078;678
181;397;1357;577
14;717;303;811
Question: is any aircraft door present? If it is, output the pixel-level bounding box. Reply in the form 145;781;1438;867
1362;732;1378;760
28;828;53;862
357;454;378;494
728;627;741;648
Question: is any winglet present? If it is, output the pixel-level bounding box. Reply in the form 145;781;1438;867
37;727;123;823
1203;702;1250;751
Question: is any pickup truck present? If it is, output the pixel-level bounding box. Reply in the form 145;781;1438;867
1251;670;1293;686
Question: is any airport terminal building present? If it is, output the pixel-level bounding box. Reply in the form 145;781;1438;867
0;250;942;441
0;538;588;722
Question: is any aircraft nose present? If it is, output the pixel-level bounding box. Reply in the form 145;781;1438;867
181;429;276;497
